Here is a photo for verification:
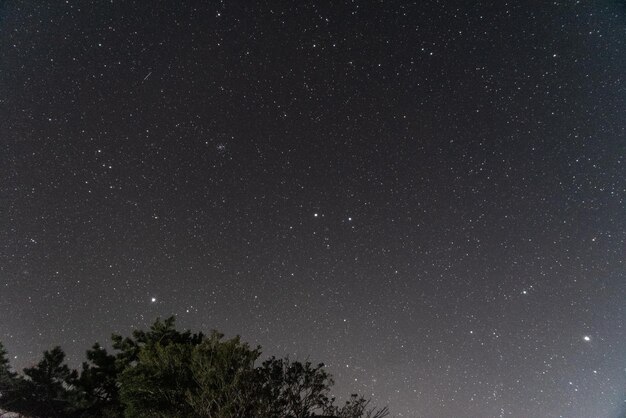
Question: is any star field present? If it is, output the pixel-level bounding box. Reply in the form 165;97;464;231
1;1;625;417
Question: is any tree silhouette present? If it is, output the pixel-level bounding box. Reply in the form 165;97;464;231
0;341;23;413
76;343;122;417
324;394;390;418
18;347;78;417
254;357;334;417
0;317;388;418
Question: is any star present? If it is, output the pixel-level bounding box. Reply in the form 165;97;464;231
3;2;624;417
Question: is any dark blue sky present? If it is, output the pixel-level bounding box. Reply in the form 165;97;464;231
1;1;625;416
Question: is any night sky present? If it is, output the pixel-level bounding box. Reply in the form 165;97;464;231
1;1;625;417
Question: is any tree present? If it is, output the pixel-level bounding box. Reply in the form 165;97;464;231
17;347;79;417
0;341;16;392
252;358;389;418
76;343;123;417
324;394;389;418
109;317;200;417
1;318;389;417
118;341;197;417
185;332;262;417
0;341;23;413
115;318;388;418
117;324;262;418
254;357;334;417
111;316;204;367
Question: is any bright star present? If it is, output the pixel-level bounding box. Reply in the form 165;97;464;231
151;297;157;303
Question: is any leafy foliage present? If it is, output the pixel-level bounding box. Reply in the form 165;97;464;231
183;332;261;417
254;357;334;417
0;317;389;418
113;316;205;417
76;343;122;417
18;346;79;417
